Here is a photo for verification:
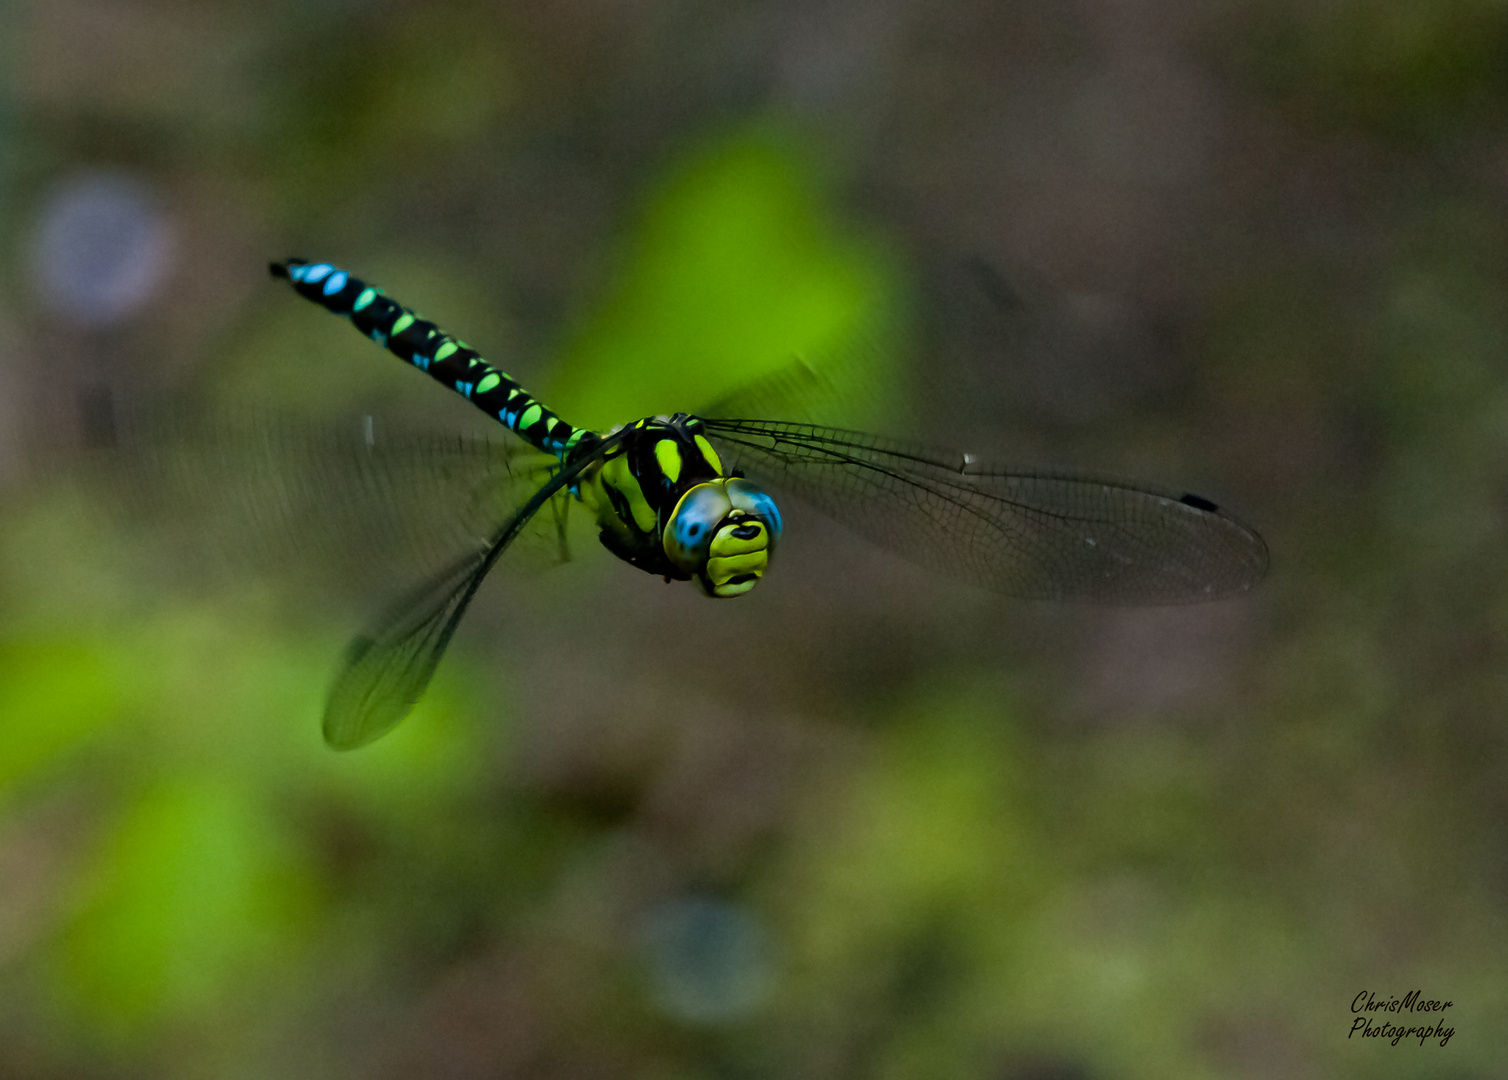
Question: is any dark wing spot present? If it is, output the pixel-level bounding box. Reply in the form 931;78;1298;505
1180;493;1219;513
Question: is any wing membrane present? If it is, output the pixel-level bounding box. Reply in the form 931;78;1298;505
323;541;498;749
321;434;618;749
700;419;1267;604
104;403;558;584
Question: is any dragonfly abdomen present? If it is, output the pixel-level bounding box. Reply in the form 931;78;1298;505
271;260;592;459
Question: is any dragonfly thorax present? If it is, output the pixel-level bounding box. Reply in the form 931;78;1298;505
575;415;782;596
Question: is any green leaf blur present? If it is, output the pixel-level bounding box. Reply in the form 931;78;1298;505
0;639;123;794
549;128;903;429
55;778;316;1036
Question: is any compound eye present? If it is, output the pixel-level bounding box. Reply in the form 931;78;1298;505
726;478;782;549
664;482;734;574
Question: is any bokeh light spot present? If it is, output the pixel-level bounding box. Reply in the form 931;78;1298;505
641;894;777;1024
28;171;175;328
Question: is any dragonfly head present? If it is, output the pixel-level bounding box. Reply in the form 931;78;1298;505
664;478;783;597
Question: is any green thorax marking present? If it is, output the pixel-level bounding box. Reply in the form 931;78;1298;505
578;415;725;579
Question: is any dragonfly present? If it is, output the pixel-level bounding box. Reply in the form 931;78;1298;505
271;259;1268;750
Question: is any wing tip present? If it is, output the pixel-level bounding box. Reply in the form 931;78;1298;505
322;701;411;752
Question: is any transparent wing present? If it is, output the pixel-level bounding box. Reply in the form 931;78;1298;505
321;438;614;749
323;541;498;750
699;419;1268;604
697;317;901;433
100;402;561;586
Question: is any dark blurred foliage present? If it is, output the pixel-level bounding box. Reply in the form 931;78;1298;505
2;0;1507;1077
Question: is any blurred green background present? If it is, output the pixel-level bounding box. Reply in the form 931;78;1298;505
3;1;1507;1077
